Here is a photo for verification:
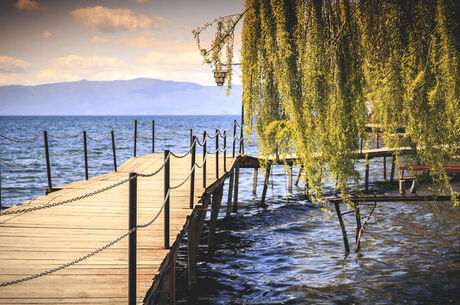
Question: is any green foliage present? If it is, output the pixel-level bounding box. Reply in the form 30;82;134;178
195;0;460;205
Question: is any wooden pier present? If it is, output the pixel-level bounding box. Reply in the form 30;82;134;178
0;126;242;304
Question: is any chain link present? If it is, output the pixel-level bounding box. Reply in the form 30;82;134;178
0;132;43;143
137;153;170;178
0;154;44;168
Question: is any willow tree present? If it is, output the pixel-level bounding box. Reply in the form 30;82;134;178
194;0;460;205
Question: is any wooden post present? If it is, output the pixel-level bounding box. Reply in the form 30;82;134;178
354;203;362;251
83;131;89;180
226;169;234;217
0;163;2;209
169;254;176;305
390;156;395;183
333;202;350;257
252;168;258;195
190;136;196;209
383;157;387;180
360;133;363;155
215;129;219;179
410;179;417;194
134;120;138;157
376;133;380;148
288;165;293;193
187;214;199;292
111;130;117;172
232;120;236;157
190;129;193;147
208;184;224;257
399;180;406;194
223;131;227;172
295;166;302;186
152;120;155;153
164;150;170;249
128;172;137;305
365;162;369;192
232;161;240;213
261;165;271;205
43;131;52;192
203;131;207;188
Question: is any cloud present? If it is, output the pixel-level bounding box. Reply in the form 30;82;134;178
70;6;156;32
113;33;196;52
14;0;46;11
41;30;52;39
0;56;31;73
91;36;110;43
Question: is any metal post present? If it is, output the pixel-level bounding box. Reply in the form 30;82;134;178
223;130;227;171
232;120;236;157
128;172;137;305
203;131;207;188
83;131;89;180
164;150;170;249
111;131;117;172
190;137;196;209
43;131;52;192
134;120;138;157
152;120;155;154
216;129;219;179
190;129;193;147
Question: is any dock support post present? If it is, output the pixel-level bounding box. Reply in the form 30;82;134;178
83;131;89;180
203;131;207;188
190;136;196;209
223;131;227;171
128;172;137;305
208;183;224;257
333;202;350;257
133;120;137;157
288;165;293;193
216;129;219;179
164;150;170;249
226;169;234;217
364;162;369;192
111;130;117;172
295;166;303;186
43;131;52;192
232;120;236;157
383;157;387;180
152;120;155;153
261;165;271;204
399;179;406;194
232;161;240;213
354;203;362;251
390;156;395;183
187;213;199;293
252;168;258;195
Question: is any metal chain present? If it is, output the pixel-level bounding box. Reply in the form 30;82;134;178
47;131;83;140
170;165;195;190
170;138;197;159
195;137;206;147
194;154;207;168
0;177;130;216
137;190;169;229
206;132;218;139
137;153;170;178
50;149;84;158
0;132;43;143
0;154;44;168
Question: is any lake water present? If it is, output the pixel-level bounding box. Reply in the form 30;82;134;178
1;116;459;304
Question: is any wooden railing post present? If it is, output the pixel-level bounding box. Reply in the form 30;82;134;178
152;120;155;153
190;129;193;147
203;131;207;188
83;131;89;180
223;130;227;171
111;131;117;172
232;120;236;157
43;131;52;192
190;136;196;209
215;129;219;179
134;120;138;157
164;150;170;249
128;172;137;305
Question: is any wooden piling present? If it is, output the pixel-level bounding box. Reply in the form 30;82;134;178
288;165;293;193
187;214;199;292
252;168;258;195
226;169;234;217
364;162;369;192
354;203;362;251
232;161;240;213
333;202;350;257
390;156;395;183
295;166;302;186
208;183;224;257
383;157;387;180
261;165;271;205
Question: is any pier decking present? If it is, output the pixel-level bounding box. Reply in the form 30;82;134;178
0;152;236;304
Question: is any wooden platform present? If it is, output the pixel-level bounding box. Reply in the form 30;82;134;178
0;153;235;304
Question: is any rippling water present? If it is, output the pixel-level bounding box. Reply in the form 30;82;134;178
1;116;459;304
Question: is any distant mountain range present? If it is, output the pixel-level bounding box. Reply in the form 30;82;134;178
0;78;242;115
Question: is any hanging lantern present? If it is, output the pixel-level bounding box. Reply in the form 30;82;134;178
213;70;227;86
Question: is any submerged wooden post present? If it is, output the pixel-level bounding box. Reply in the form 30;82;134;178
288;165;293;193
295;166;303;186
111;130;117;172
383;157;387;180
43;131;52;192
354;203;362;251
164;150;170;249
333;202;350;257
128;172;137;305
208;184;224;257
261;165;271;204
203;131;207;188
152;120;155;153
83;131;89;180
133;119;138;157
190;136;196;209
252;168;258;195
226;169;234;217
364;162;369;192
187;214;199;292
390;156;396;183
232;160;240;213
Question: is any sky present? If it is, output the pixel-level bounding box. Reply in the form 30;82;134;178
0;0;244;86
